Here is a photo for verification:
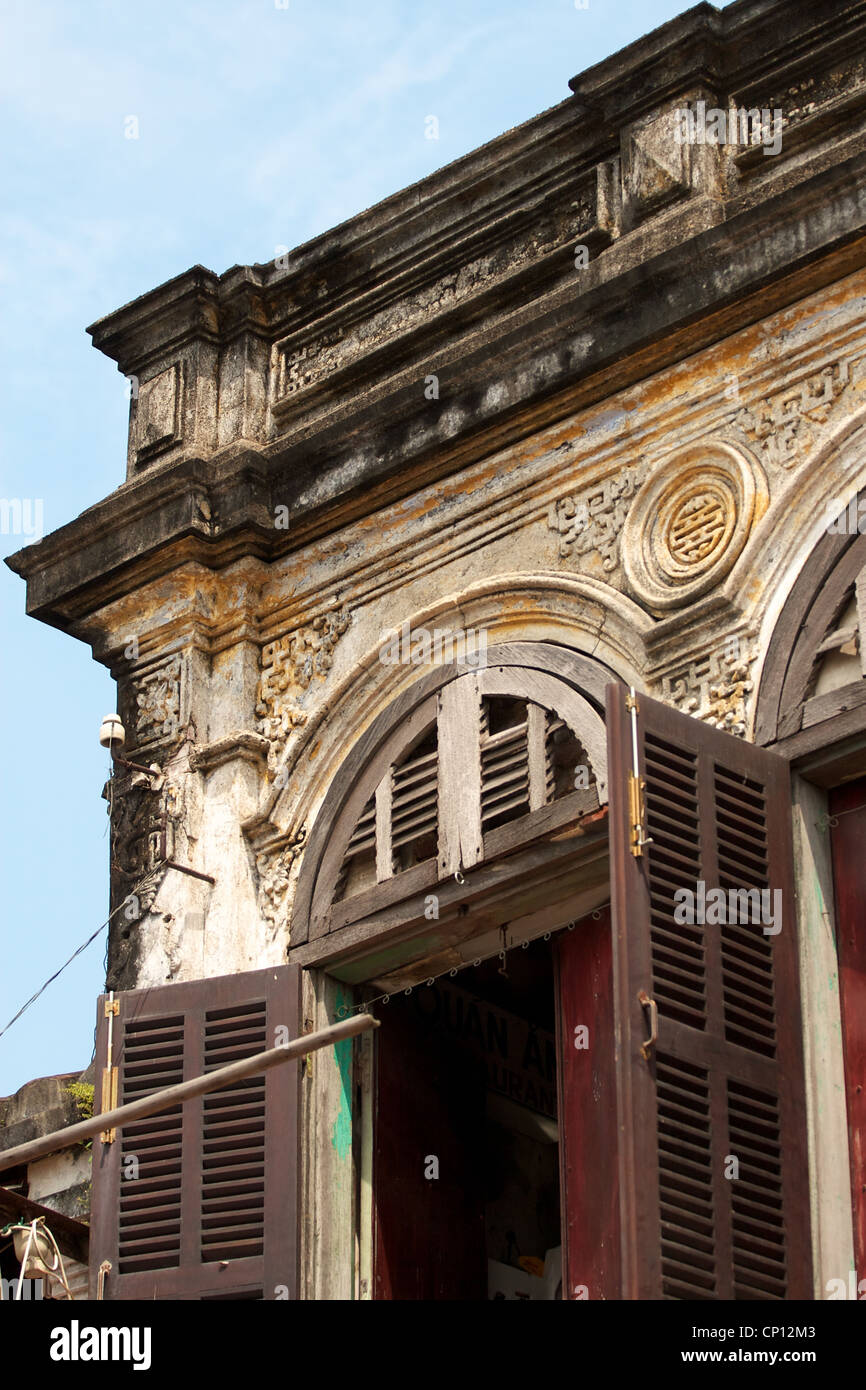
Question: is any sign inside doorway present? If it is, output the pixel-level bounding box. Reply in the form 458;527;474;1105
411;980;556;1119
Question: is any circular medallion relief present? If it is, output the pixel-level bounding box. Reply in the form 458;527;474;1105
622;442;767;611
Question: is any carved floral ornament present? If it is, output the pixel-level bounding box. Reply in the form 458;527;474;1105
621;441;768;613
120;654;184;751
547;466;643;572
256;609;351;767
732;357;859;471
255;827;307;930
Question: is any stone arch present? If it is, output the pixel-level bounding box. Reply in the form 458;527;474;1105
754;484;866;750
250;573;649;843
721;406;866;628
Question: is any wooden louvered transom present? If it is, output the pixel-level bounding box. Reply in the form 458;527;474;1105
118;1015;184;1275
480;698;530;830
334;686;597;902
200;1000;268;1264
391;728;439;867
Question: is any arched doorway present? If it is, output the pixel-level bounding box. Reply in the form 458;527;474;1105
291;648;813;1301
291;642;613;1299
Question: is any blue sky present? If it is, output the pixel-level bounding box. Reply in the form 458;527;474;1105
0;0;722;1096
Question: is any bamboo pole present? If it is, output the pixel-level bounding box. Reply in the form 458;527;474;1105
0;1013;378;1175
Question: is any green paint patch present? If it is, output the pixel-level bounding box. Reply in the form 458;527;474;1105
331;987;353;1160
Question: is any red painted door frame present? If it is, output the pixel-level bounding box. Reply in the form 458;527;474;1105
829;779;866;1278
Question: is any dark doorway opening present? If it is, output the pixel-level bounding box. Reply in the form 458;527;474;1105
372;935;563;1300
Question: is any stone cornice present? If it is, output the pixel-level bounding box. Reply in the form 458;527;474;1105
84;4;866;384
569;1;864;111
7;0;866;639
8;150;866;631
87;265;222;375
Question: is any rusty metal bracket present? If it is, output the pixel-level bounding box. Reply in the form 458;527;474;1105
112;754;160;779
164;860;216;885
627;686;653;857
101;989;119;1143
100;1068;118;1143
156;811;216;885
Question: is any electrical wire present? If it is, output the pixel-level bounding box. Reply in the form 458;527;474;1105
4;1218;72;1301
0;895;137;1044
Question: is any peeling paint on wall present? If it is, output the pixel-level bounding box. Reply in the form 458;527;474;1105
331;987;353;1161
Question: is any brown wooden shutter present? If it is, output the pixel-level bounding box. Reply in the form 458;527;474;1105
606;684;811;1300
89;964;300;1301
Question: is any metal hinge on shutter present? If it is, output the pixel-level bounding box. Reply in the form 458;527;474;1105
626;689;652;858
101;995;119;1143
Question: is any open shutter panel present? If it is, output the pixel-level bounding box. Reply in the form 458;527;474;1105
89;964;300;1300
606;685;811;1301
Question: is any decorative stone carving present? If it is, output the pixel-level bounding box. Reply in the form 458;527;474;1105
256;609;351;766
732;358;858;470
280;327;346;398
767;58;866;138
622;441;767;612
622;108;690;222
548;466;643;571
121;654;184;751
107;779;169;913
132;363;182;465
255;827;307;930
273;174;610;407
661;640;757;737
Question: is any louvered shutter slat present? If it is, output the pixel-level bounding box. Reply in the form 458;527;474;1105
607;685;812;1301
390;742;438;855
480;723;530;827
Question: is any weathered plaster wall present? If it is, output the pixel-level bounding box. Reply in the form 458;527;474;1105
81;264;866;992
0;1073;93;1222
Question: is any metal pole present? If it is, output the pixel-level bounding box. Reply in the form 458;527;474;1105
0;1013;378;1175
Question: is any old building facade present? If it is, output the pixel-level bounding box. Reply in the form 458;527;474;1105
7;0;866;1299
